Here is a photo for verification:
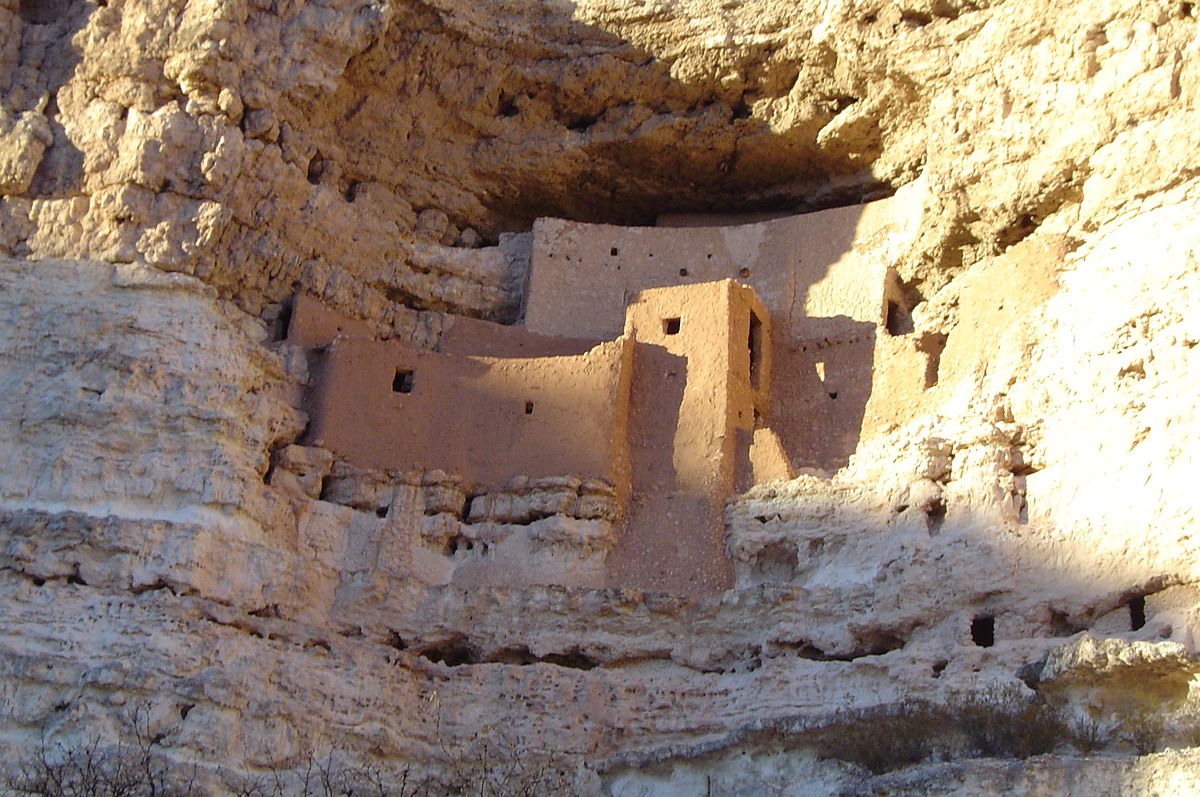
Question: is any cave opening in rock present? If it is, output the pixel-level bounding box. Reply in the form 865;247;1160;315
971;615;995;647
1129;595;1147;630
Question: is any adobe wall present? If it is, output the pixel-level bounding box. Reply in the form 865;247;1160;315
305;336;634;491
437;315;599;358
607;280;771;594
525;191;920;342
285;293;376;349
526;192;925;472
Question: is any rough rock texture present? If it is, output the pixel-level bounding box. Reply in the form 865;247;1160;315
2;0;1200;794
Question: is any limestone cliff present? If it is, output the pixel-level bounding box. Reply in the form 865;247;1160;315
2;0;1200;794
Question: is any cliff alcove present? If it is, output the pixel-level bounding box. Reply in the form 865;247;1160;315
1;0;1200;794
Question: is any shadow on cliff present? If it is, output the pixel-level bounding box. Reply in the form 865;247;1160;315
323;0;893;233
12;0;94;198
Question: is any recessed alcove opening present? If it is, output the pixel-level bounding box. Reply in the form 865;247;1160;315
926;498;946;535
610;247;619;256
663;317;681;335
392;369;415;393
748;311;763;388
274;299;294;342
971;615;995;647
1129;595;1147;630
679;268;689;277
524;401;535;415
888;298;912;336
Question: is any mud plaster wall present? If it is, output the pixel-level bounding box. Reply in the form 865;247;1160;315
306;335;634;490
607;280;770;594
526;189;929;471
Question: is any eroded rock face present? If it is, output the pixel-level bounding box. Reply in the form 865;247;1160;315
2;0;1200;794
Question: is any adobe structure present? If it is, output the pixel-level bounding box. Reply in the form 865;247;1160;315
289;198;932;595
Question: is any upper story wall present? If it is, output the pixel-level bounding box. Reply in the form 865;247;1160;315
524;188;922;345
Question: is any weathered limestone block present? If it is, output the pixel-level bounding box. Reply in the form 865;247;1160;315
268;444;333;500
0;2;18;80
420;470;471;516
567;478;621;521
0;105;51;195
527;516;616;557
318;461;390;510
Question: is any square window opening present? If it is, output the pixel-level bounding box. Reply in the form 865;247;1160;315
663;317;681;335
392;369;415;394
524;401;534;415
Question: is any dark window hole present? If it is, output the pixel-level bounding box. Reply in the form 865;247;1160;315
344;180;360;203
375;506;389;518
885;299;913;336
927;498;946;535
738;267;751;278
1181;2;1194;17
274;298;294;342
663;317;681;335
828;391;838;400
524;401;534;415
392;369;414;393
610;247;619;256
932;660;948;678
679;268;688;277
971;615;995;647
178;704;194;720
748;312;763;389
1129;595;1147;631
460;495;475;522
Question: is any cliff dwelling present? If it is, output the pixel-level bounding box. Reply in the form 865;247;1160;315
284;197;932;595
5;0;1200;792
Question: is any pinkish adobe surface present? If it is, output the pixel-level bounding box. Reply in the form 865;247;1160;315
291;278;777;596
304;334;634;491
